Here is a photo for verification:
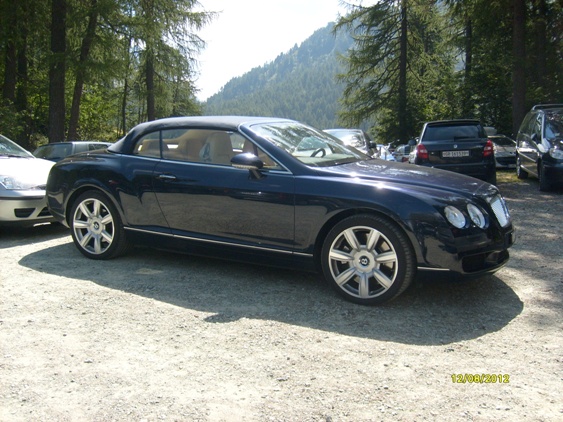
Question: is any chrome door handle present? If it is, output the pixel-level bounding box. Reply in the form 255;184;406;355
156;174;177;181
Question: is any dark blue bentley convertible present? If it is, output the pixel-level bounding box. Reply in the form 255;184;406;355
46;116;514;305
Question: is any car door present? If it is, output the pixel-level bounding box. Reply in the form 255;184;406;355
518;113;542;175
152;129;296;251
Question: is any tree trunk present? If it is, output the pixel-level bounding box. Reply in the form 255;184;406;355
146;50;156;121
68;0;99;141
463;17;473;117
512;0;526;137
398;0;408;143
48;0;67;143
15;22;31;149
2;7;17;104
532;0;547;93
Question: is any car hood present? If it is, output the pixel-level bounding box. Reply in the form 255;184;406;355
316;159;492;197
0;157;54;187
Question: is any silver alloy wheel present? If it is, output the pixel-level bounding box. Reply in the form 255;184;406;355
72;197;115;255
328;225;398;299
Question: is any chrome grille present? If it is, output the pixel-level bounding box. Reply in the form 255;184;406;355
488;195;510;227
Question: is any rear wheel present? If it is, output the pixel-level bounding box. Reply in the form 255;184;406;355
70;190;130;259
321;214;416;305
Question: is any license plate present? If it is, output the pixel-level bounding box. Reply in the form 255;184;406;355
442;150;470;158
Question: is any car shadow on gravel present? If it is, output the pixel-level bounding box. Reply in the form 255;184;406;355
19;241;523;346
0;223;69;249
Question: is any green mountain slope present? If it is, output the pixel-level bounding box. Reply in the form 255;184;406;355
203;23;353;129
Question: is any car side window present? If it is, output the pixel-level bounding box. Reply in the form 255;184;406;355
544;116;562;140
241;139;282;170
156;129;234;166
161;128;204;162
519;113;534;137
88;143;106;151
134;132;163;158
532;114;543;140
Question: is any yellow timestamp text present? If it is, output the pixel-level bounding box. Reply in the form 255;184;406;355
451;374;510;383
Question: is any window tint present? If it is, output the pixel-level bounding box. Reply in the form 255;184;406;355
36;144;72;159
134;132;163;158
88;143;108;151
544;113;563;140
532;114;543;138
241;139;282;170
519;113;534;136
423;125;482;141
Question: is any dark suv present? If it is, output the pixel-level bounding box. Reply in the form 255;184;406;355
409;120;496;184
515;104;563;191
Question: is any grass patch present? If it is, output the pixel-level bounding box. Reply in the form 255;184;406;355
496;169;519;184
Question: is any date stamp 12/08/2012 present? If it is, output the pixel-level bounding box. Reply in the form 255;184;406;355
451;374;510;384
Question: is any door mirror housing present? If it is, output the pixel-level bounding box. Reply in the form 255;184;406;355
231;153;265;179
231;152;264;170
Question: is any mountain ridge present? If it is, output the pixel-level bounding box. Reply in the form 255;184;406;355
203;23;354;129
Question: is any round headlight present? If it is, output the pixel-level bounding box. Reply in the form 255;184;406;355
549;147;563;160
467;204;488;228
444;206;466;229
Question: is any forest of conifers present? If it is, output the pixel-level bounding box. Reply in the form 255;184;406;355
1;0;561;148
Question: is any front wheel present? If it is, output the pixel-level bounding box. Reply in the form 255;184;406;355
516;156;528;179
321;215;416;305
538;162;552;192
70;190;130;259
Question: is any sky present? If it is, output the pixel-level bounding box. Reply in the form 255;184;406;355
194;0;350;101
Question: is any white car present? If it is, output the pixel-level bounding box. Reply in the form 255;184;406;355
0;135;55;226
393;144;412;162
376;145;396;161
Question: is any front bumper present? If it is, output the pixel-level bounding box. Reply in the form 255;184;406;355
543;161;563;185
0;193;54;225
413;217;515;278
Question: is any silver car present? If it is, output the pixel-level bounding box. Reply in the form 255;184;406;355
490;135;516;169
0;135;55;226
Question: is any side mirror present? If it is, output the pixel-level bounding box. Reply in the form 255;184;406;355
408;139;416;147
231;153;264;178
231;152;264;170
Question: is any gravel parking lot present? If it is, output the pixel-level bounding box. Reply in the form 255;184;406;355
1;173;562;421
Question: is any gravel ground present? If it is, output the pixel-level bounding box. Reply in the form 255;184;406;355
1;172;562;421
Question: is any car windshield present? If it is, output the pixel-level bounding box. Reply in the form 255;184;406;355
249;121;368;167
544;113;563;141
0;135;33;158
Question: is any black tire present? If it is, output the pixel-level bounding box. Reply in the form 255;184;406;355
516;156;528;179
538;162;552;192
486;171;497;186
320;214;416;305
70;190;130;260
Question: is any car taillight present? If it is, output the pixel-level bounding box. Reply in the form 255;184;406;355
484;139;494;157
416;144;429;160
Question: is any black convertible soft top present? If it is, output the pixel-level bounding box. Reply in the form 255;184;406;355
108;116;293;155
